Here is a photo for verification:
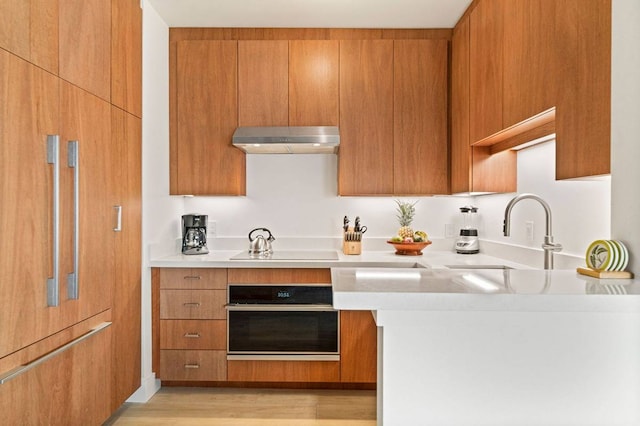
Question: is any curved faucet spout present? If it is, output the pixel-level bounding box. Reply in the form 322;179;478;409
503;193;562;269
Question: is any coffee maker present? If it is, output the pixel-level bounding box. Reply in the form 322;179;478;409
455;206;479;254
181;214;209;255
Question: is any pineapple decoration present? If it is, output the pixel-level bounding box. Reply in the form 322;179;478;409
396;199;416;239
391;199;428;243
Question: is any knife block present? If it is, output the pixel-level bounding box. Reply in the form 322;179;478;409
342;229;362;255
343;240;361;255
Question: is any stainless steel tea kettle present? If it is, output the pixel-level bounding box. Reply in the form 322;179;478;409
248;228;275;256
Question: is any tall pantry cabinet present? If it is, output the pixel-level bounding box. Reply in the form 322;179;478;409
0;0;142;423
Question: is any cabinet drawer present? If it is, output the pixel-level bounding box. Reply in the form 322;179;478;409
160;350;227;381
160;290;226;319
160;268;227;289
227;360;340;382
160;319;226;350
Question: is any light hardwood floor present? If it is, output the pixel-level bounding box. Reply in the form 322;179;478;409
105;387;377;425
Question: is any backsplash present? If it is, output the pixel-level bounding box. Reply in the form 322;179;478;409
176;140;610;260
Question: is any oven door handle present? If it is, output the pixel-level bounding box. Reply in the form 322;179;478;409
225;304;336;312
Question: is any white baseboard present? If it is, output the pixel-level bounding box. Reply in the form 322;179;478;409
126;373;161;403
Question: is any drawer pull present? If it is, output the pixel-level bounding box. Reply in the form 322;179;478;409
0;322;112;385
184;363;200;369
183;302;201;307
183;276;201;280
184;333;201;338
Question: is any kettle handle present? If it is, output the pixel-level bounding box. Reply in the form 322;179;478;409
248;227;274;242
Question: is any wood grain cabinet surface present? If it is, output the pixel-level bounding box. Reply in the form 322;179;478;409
111;106;142;410
340;311;377;383
59;0;112;102
469;0;505;143
111;0;143;117
339;39;450;196
339;40;394;196
453;0;611;185
154;267;376;386
289;40;340;126
238;40;289;126
393;39;449;195
1;0;142;419
172;40;244;196
157;268;228;382
169;30;451;196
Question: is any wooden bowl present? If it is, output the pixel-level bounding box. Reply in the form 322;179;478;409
387;240;432;256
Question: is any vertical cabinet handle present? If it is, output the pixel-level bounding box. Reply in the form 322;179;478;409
46;135;60;307
67;141;79;300
113;205;122;232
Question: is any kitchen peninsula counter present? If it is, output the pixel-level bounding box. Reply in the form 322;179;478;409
151;247;640;424
330;266;640;426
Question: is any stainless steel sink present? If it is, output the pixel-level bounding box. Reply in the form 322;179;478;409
445;264;512;270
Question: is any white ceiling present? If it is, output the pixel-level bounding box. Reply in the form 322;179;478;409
147;0;472;29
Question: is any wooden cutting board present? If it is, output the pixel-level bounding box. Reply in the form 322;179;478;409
577;267;634;279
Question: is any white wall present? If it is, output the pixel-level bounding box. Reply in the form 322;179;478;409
181;141;610;263
475;140;611;258
183;154;467;245
611;0;640;274
132;0;183;402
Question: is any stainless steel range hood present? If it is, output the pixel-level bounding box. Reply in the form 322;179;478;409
232;126;339;154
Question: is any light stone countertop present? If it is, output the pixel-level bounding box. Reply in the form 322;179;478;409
149;247;529;269
150;246;640;312
331;267;640;313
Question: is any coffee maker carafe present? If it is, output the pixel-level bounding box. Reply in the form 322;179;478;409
455;206;479;254
182;214;209;255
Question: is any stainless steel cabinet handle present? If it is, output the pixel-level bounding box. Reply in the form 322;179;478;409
184;333;201;338
67;140;79;300
225;304;336;312
184;364;200;369
113;205;122;232
46;135;60;307
183;302;201;307
0;322;111;385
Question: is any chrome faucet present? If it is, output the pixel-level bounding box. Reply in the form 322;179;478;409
503;193;562;269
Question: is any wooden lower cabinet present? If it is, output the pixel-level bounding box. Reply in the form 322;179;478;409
0;313;113;425
340;311;377;383
227;361;340;383
161;350;227;381
160;289;227;319
160;320;226;350
155;267;377;386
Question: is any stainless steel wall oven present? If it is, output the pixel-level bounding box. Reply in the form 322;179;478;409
226;283;339;361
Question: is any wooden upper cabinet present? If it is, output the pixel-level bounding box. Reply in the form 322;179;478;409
111;0;142;118
173;40;244;195
393;39;449;195
451;15;472;193
502;0;561;128
238;40;289;126
0;0;58;74
59;0;111;102
555;0;611;179
339;40;394;196
289;40;339;126
469;0;504;143
451;12;516;194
